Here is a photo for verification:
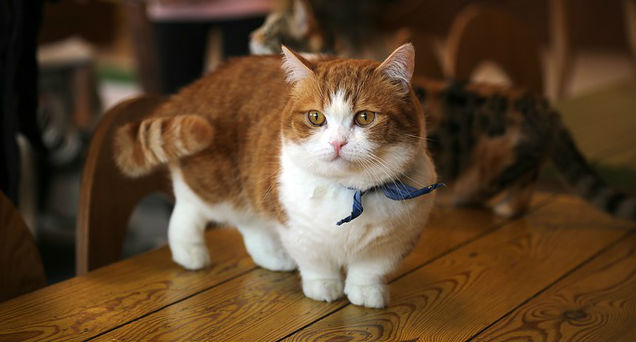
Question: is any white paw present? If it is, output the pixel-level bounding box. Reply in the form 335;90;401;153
170;241;211;270
250;248;297;272
345;282;388;308
302;278;344;302
493;201;520;218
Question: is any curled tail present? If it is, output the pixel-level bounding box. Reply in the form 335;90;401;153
550;123;636;221
114;115;213;177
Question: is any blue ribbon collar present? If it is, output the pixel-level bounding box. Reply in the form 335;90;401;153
336;181;445;226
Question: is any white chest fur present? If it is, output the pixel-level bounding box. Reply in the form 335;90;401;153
277;147;437;267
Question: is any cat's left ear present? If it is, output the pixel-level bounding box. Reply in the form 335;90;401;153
281;45;315;83
375;43;415;94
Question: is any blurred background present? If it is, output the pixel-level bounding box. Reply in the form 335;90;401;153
1;0;634;284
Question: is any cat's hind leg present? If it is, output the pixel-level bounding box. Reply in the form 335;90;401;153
237;224;296;272
168;199;211;270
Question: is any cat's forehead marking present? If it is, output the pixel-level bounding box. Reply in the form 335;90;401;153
324;88;353;124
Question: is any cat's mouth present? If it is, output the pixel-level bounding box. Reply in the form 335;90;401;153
329;152;353;163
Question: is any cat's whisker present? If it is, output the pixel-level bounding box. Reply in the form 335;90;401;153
368;152;426;189
402;134;428;141
402;133;436;145
358;159;385;188
365;153;409;186
364;155;397;188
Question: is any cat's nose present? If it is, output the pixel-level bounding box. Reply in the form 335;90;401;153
330;140;347;154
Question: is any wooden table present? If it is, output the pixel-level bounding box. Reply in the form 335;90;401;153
0;193;634;341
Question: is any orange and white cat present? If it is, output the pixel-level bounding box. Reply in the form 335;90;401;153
114;44;437;308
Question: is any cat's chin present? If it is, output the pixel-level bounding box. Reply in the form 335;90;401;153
327;155;352;165
314;157;353;175
315;159;391;190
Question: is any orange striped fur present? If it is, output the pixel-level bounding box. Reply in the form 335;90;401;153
114;115;213;177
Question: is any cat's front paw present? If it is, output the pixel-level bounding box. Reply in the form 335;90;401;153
345;282;388;308
302;279;344;302
170;241;211;270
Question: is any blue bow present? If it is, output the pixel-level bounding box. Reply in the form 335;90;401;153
336;181;445;226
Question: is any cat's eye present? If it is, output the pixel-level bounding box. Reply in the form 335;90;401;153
354;111;376;126
307;110;326;126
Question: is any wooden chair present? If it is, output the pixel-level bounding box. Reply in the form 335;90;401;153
0;191;46;302
549;0;636;99
76;95;173;275
410;30;444;79
124;1;162;95
444;5;545;95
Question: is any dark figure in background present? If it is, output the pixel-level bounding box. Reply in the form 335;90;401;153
148;0;272;94
0;0;45;204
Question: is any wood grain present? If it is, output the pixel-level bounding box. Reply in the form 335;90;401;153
87;196;549;342
472;233;635;342
282;195;635;342
3;193;632;342
0;191;46;302
0;228;252;342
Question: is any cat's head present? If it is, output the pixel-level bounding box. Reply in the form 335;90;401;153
250;0;331;55
280;44;425;190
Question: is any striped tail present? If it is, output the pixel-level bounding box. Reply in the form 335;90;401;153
113;115;213;177
550;124;636;221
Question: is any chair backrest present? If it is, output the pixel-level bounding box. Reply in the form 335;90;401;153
0;191;46;302
409;30;444;80
76;95;173;275
445;5;544;95
125;1;161;95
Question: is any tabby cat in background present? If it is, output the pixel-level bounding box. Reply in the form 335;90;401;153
114;44;439;308
250;0;404;61
250;0;636;221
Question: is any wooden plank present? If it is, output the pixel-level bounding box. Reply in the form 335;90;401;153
282;195;635;342
0;228;255;342
87;196;552;342
0;194;550;342
0;193;550;342
472;233;636;342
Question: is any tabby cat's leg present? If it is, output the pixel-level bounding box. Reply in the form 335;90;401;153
168;199;210;270
451;165;489;207
236;224;296;272
493;169;539;218
452;157;541;210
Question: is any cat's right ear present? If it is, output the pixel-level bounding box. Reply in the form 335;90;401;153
281;45;315;83
376;43;415;95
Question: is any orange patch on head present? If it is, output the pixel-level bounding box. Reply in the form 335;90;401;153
280;53;424;149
